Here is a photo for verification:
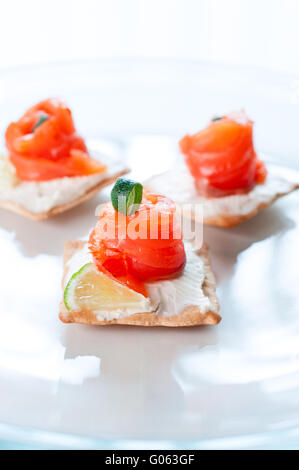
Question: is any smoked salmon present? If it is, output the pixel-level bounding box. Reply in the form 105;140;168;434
89;191;186;296
180;111;267;197
5;98;107;181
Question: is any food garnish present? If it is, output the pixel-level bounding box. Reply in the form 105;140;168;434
64;263;151;313
111;178;143;216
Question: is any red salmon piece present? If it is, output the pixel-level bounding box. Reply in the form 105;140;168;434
89;192;186;295
5;98;106;181
180;111;267;197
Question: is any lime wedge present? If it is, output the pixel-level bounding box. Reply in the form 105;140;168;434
64;263;152;314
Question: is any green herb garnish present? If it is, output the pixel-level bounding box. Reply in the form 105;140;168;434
111;178;143;216
32;113;49;132
212;116;223;122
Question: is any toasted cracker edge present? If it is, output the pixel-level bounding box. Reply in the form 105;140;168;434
0;168;129;221
146;180;299;229
59;241;221;327
198;183;299;228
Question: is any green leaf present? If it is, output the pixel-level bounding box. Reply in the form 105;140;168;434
32;113;49;132
111;178;143;216
212;116;223;122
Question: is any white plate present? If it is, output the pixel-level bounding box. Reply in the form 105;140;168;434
0;59;299;450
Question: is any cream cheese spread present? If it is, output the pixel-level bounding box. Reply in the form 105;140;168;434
0;151;126;214
145;162;299;220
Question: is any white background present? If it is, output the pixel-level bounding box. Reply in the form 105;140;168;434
0;0;298;74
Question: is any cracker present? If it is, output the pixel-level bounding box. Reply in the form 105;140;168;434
59;241;221;327
0;169;129;221
145;164;299;228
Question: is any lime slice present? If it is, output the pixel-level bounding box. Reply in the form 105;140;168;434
111;178;143;216
64;263;152;314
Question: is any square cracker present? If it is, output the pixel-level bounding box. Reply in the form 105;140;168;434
0;168;129;221
59;241;221;327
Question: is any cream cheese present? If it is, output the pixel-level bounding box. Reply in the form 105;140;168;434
65;242;214;321
145;162;299;220
94;305;152;322
147;243;212;317
0;151;126;214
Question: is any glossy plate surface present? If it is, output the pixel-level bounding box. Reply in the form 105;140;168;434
0;59;299;449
